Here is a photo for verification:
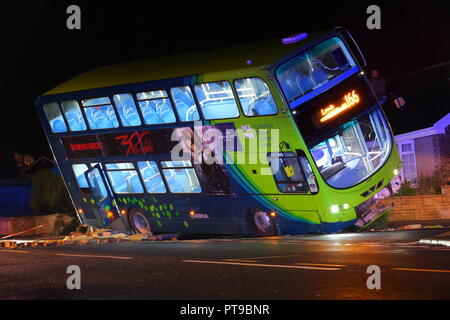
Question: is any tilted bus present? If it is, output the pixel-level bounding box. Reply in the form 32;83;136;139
35;28;401;236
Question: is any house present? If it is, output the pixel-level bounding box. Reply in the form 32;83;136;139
394;113;450;185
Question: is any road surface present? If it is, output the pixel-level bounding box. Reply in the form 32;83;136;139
0;229;449;299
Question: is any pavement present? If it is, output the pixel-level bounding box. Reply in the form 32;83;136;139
0;228;449;299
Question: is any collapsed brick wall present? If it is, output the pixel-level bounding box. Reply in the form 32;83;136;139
0;214;73;237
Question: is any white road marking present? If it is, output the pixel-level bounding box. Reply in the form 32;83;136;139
182;259;341;271
55;253;132;260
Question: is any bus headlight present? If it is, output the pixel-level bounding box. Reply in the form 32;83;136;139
393;169;399;176
331;205;340;214
331;203;351;213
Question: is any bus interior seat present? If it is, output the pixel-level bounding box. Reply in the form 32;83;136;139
65;113;80;131
201;101;236;119
172;88;198;121
51;119;67;133
321;161;346;181
252;99;277;116
121;104;140;126
311;68;328;85
278;70;299;101
140;104;163;124
90;108;112;128
155;100;175;123
296;74;314;94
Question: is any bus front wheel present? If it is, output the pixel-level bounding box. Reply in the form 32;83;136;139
248;209;277;236
128;209;152;234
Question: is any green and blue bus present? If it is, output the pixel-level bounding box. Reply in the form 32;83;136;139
36;28;401;236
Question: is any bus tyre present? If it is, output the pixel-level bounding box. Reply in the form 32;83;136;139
249;209;276;236
128;209;152;234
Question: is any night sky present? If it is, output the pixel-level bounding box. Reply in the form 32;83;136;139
0;1;449;158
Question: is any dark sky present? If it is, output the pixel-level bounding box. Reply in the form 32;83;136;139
0;1;449;157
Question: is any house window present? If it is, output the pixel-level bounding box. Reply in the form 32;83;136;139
399;142;417;185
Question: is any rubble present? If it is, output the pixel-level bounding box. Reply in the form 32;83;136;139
0;227;178;249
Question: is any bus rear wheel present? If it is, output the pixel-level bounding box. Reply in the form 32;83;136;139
249;209;277;236
128;209;152;234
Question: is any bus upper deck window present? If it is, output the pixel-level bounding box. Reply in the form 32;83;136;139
276;37;357;104
113;93;142;127
61;100;87;131
194;81;239;120
81;97;119;130
136;90;176;125
43;102;67;133
234;78;278;116
170;86;200;121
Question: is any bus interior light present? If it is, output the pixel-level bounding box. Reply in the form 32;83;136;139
282;33;308;45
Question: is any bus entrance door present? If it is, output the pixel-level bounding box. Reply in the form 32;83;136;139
85;164;120;228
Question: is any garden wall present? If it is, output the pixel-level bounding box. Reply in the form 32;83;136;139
378;192;450;222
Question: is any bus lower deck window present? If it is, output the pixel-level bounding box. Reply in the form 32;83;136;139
137;161;166;193
160;160;201;193
104;162;144;194
72;164;89;188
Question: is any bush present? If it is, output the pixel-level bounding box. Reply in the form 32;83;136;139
31;168;74;214
394;181;417;196
416;167;447;195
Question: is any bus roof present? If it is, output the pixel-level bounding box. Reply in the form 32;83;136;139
43;31;329;96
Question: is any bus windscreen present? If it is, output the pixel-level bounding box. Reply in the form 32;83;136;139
276;36;358;108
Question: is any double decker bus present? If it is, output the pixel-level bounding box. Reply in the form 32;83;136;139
36;27;401;236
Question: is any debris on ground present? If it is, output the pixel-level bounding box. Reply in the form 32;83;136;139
0;227;178;249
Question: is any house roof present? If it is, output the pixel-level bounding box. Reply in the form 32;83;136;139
395;112;449;142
